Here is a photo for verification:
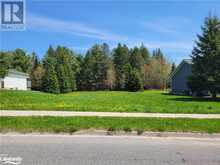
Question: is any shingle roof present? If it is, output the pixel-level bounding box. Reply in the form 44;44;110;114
183;59;193;65
8;69;29;77
170;59;192;79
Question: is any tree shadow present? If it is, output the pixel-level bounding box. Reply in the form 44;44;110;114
161;92;174;96
169;97;220;103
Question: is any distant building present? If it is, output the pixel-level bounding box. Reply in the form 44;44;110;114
0;69;31;90
170;59;192;94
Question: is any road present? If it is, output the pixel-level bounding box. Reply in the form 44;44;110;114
0;135;220;165
1;110;220;119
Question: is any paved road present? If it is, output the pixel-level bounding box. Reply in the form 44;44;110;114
1;135;220;165
1;110;220;119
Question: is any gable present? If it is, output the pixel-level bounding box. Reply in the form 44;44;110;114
171;59;192;79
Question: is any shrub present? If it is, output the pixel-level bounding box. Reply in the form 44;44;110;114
136;129;144;135
123;127;132;132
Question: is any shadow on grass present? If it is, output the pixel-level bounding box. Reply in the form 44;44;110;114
161;92;174;96
169;97;220;103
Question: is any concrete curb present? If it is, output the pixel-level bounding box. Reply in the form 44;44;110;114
1;131;220;140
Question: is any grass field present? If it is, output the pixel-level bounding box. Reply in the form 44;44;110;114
1;117;220;133
0;90;220;114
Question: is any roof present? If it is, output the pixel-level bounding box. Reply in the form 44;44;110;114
7;69;29;77
182;59;193;65
170;59;192;79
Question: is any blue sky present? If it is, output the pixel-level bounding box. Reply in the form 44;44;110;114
1;1;220;64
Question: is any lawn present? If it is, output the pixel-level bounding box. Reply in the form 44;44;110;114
0;90;219;114
1;117;220;133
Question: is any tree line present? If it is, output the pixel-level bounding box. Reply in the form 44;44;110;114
0;44;172;93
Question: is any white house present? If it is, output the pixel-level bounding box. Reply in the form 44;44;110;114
0;69;31;90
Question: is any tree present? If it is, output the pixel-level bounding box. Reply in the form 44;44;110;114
42;55;60;94
55;46;73;93
129;47;145;80
171;63;176;74
31;65;45;91
144;57;171;89
139;43;150;64
0;52;10;78
80;44;110;90
152;48;164;60
30;52;44;91
113;44;130;90
188;15;220;98
11;49;31;73
125;68;143;92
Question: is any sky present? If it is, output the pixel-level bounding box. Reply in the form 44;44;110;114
1;0;220;64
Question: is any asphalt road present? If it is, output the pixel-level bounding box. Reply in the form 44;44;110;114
0;135;220;165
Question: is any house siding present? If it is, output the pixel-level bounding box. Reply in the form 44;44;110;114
1;72;29;90
171;63;192;93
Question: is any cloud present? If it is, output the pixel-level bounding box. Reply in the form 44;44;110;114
142;18;191;34
145;41;193;50
125;39;194;51
27;14;128;41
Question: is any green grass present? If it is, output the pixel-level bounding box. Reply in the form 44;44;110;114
0;90;220;114
0;117;220;133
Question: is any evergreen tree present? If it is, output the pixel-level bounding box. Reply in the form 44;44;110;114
80;44;110;90
55;46;72;93
152;48;164;60
125;68;143;92
171;63;176;74
130;47;145;75
139;43;150;64
113;44;130;90
188;15;220;98
42;56;60;94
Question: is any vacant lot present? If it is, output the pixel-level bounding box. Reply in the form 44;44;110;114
1;117;220;133
0;90;219;114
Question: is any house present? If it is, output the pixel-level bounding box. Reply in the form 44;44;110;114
170;59;192;94
0;69;31;90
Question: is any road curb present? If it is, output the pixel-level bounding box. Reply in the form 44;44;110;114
1;131;220;140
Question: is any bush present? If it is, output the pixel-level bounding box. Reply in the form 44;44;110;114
68;127;78;134
107;127;116;132
123;127;132;132
136;129;144;135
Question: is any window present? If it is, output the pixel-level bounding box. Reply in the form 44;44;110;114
1;80;4;88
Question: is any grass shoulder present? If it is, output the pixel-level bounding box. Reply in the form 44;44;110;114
0;116;220;134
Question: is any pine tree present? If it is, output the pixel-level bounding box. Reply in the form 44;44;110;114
152;48;164;60
171;63;176;74
125;68;143;92
42;57;60;94
188;15;220;98
139;43;150;64
80;44;110;90
55;46;72;93
130;47;145;74
113;44;130;90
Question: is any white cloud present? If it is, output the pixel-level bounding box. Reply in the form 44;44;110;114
145;41;193;50
125;39;194;51
27;14;128;41
142;17;191;34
